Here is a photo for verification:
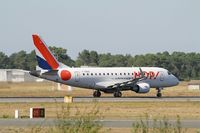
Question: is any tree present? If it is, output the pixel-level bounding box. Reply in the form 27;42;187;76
98;53;115;67
89;51;99;66
76;50;99;66
26;50;37;70
0;47;199;80
0;52;9;69
49;46;75;67
76;50;90;66
9;51;28;70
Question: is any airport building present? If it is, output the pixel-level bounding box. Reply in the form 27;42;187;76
0;69;42;82
188;80;200;90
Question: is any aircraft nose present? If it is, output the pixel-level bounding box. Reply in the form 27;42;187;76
172;75;179;86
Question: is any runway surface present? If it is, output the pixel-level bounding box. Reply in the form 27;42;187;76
0;119;199;128
0;96;200;103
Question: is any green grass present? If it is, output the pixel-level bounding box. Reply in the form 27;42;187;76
0;81;199;97
0;101;200;120
132;114;187;133
1;104;200;133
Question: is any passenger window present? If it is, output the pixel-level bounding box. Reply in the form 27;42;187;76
99;73;101;75
83;73;85;76
128;73;130;75
95;73;97;75
87;73;89;76
111;73;113;75
115;73;117;75
124;73;126;75
107;73;109;75
91;73;93;76
120;73;122;75
103;73;105;75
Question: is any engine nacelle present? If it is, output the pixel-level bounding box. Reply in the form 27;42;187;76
58;69;72;81
132;82;150;93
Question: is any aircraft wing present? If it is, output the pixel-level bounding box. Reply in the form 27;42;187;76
107;68;147;89
95;81;118;88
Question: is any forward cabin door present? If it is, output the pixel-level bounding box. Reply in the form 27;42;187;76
159;71;164;81
74;71;80;82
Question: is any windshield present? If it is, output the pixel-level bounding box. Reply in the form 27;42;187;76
167;71;172;75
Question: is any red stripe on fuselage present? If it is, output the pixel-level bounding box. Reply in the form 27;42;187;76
32;35;59;70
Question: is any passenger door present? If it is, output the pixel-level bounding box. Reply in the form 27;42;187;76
159;71;164;81
74;71;80;82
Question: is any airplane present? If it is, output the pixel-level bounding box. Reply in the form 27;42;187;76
30;34;179;98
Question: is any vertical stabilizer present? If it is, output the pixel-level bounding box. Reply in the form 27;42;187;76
32;34;59;70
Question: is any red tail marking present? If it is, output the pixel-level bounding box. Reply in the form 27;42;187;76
32;35;59;70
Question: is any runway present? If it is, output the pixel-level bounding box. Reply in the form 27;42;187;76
0;96;200;102
0;119;199;128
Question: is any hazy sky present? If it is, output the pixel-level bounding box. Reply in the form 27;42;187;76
1;0;200;59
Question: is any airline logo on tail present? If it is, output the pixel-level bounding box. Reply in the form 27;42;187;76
32;34;59;70
32;34;72;81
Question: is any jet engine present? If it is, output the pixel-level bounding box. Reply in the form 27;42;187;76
132;82;150;93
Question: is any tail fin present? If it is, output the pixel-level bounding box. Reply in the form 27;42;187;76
32;34;59;70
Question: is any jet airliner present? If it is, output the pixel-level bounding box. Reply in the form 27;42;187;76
30;34;179;98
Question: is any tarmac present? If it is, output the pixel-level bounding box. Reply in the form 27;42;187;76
0;96;200;103
0;119;199;128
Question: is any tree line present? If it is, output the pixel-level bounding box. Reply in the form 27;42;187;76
0;46;200;81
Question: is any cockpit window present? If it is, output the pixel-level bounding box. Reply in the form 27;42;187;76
167;71;172;75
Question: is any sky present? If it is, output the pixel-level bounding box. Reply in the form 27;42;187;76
1;0;200;59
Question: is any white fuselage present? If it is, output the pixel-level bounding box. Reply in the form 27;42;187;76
42;67;179;92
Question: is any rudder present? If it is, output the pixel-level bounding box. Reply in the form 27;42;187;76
32;34;59;70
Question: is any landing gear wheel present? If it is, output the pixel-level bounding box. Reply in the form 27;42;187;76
114;91;122;97
93;90;101;97
156;87;162;98
157;92;162;98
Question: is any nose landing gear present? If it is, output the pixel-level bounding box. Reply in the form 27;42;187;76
156;88;162;98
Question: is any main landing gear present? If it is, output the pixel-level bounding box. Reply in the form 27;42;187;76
113;91;122;97
93;90;122;97
156;88;162;98
93;90;101;97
